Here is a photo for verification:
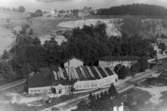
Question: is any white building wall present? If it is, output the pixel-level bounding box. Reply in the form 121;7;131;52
28;85;71;96
28;86;51;95
74;74;118;90
52;85;71;95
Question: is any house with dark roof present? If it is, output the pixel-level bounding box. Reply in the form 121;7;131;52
28;67;71;96
28;68;53;95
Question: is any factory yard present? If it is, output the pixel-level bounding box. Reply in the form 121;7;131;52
0;7;167;111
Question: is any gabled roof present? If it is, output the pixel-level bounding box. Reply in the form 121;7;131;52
100;56;139;61
56;66;116;81
28;67;75;88
28;66;117;88
28;67;53;88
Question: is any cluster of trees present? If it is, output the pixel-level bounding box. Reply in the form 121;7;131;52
158;42;166;54
114;57;149;80
114;64;129;79
7;24;68;79
158;34;167;39
0;6;26;13
66;22;155;65
31;9;43;17
18;6;26;13
0;61;17;84
97;4;167;17
130;57;149;73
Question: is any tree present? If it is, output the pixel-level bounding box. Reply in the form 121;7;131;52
2;50;10;60
138;57;148;72
32;9;43;17
130;62;141;75
72;100;90;111
108;84;118;97
25;43;46;69
158;42;166;53
10;24;45;79
6;19;10;29
18;6;26;13
120;16;142;36
43;37;61;66
114;64;129;79
0;62;16;82
51;87;56;94
88;93;98;109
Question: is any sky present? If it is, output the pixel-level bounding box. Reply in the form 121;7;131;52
0;0;167;11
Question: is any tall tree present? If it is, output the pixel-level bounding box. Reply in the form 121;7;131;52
18;6;26;13
120;16;142;36
158;42;166;53
43;37;61;66
114;64;129;79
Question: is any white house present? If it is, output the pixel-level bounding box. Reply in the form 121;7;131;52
28;86;51;95
64;58;83;68
113;103;124;111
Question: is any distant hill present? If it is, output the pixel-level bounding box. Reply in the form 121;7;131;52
97;4;167;17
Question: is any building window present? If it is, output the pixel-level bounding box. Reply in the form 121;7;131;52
59;89;62;94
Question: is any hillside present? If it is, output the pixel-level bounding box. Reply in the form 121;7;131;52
97;4;167;17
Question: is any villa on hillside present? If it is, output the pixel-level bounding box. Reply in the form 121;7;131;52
28;66;118;96
99;56;138;68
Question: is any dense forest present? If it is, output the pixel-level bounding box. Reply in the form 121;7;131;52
97;4;167;17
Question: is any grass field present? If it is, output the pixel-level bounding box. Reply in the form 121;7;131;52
31;17;76;36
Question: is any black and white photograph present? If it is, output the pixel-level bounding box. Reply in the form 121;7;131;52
0;0;167;111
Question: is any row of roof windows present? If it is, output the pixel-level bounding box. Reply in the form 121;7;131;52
28;66;116;88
